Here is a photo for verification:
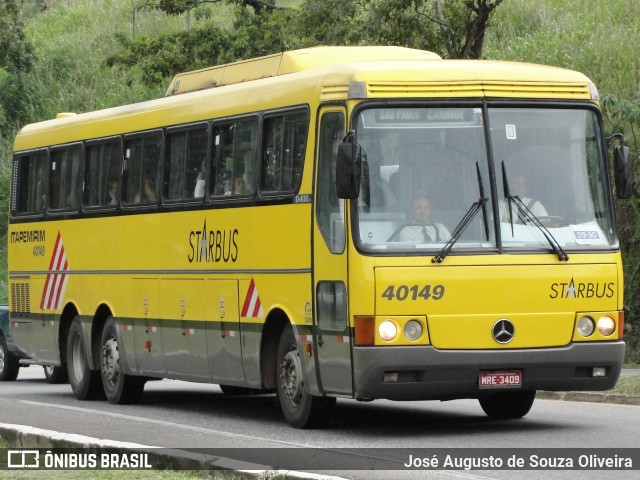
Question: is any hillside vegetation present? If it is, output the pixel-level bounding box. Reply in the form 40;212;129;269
1;0;639;359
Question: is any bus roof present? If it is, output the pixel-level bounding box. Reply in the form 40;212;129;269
14;46;596;151
165;46;442;96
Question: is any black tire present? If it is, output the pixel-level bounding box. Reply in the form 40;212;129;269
66;316;103;400
276;325;335;428
100;317;145;404
43;365;68;384
0;336;20;382
479;390;536;419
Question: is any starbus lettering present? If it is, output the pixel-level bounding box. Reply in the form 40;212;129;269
188;220;239;263
549;278;615;299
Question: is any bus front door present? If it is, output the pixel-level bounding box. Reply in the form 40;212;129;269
312;108;353;395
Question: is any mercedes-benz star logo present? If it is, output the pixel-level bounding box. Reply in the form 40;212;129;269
492;319;515;344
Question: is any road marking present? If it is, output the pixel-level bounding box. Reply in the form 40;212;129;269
15;401;502;478
20;399;308;447
0;422;345;479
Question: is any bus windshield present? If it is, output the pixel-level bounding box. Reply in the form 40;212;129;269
353;105;616;255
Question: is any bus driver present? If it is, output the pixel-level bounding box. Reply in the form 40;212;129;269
397;195;451;242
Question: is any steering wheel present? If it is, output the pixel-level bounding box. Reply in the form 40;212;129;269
535;216;567;228
387;223;419;242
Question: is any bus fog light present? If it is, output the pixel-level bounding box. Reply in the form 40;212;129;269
379;320;398;341
597;315;616;336
404;320;423;341
384;372;399;383
592;367;607;377
577;316;595;337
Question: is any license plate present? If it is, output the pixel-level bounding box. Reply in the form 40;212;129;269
479;370;522;389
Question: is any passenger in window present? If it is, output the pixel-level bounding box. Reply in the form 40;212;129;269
134;176;157;203
242;171;255;194
388;171;401;202
35;180;46;211
66;191;78;209
499;174;548;223
396;196;451;242
227;174;248;195
107;179;119;205
194;160;206;198
361;166;397;208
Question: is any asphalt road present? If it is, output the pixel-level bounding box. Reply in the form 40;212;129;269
1;366;639;479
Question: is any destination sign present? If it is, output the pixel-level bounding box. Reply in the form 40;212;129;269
361;107;482;128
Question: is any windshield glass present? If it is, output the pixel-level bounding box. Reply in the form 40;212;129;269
491;107;615;249
353;105;616;255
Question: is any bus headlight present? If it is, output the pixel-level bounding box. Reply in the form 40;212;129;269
378;320;398;342
403;320;423;341
597;315;616;336
577;316;595;337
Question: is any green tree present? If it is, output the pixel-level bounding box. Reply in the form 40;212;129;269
294;0;504;59
108;0;505;88
0;0;38;237
0;0;37;129
108;0;293;86
292;0;363;46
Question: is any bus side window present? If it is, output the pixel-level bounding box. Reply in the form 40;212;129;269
84;138;122;208
14;151;48;215
124;131;162;205
187;127;208;200
260;110;309;194
49;144;83;211
211;118;257;198
165;124;208;201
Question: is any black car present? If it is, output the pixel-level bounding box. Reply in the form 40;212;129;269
1;305;69;383
0;304;29;381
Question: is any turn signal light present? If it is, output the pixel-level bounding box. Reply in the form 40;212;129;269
618;310;625;339
354;316;375;346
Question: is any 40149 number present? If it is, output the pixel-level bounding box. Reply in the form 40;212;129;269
381;284;445;301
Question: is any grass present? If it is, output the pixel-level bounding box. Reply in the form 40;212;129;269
485;0;640;101
608;374;640;396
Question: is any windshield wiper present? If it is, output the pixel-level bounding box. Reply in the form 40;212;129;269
433;163;488;263
501;162;569;261
506;196;570;261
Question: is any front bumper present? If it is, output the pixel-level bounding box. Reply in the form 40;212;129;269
352;341;625;401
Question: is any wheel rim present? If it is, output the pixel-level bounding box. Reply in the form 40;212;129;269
44;365;53;376
101;334;119;388
0;344;5;372
279;348;303;407
71;335;85;382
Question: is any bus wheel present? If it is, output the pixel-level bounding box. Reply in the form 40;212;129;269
100;317;145;404
0;336;20;382
479;390;536;419
43;364;68;384
67;316;103;400
276;325;335;428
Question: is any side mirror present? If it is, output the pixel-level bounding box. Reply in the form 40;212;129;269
613;145;632;199
336;136;362;199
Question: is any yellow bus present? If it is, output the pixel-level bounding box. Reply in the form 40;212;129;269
7;46;631;428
